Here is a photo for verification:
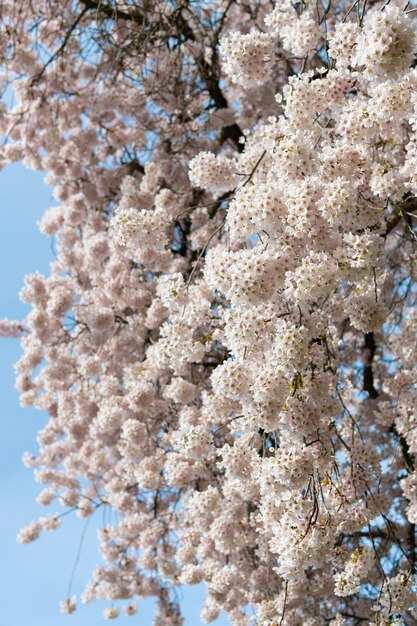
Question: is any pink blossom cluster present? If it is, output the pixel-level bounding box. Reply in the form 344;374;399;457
0;0;417;625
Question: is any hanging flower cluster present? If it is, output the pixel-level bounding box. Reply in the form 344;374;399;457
0;0;417;624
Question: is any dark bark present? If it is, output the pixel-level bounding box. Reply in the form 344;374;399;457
362;332;378;399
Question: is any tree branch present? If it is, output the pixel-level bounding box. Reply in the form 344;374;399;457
362;332;378;399
79;0;143;24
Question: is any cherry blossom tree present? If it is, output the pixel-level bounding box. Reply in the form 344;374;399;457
1;0;417;624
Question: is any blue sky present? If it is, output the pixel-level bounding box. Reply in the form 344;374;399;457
0;163;228;625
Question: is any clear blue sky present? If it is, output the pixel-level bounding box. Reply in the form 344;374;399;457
0;163;228;625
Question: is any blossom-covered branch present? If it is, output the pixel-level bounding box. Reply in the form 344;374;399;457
0;0;417;624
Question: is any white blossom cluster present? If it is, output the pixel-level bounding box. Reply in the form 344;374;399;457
1;0;417;624
333;547;374;596
219;31;276;87
188;151;238;191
